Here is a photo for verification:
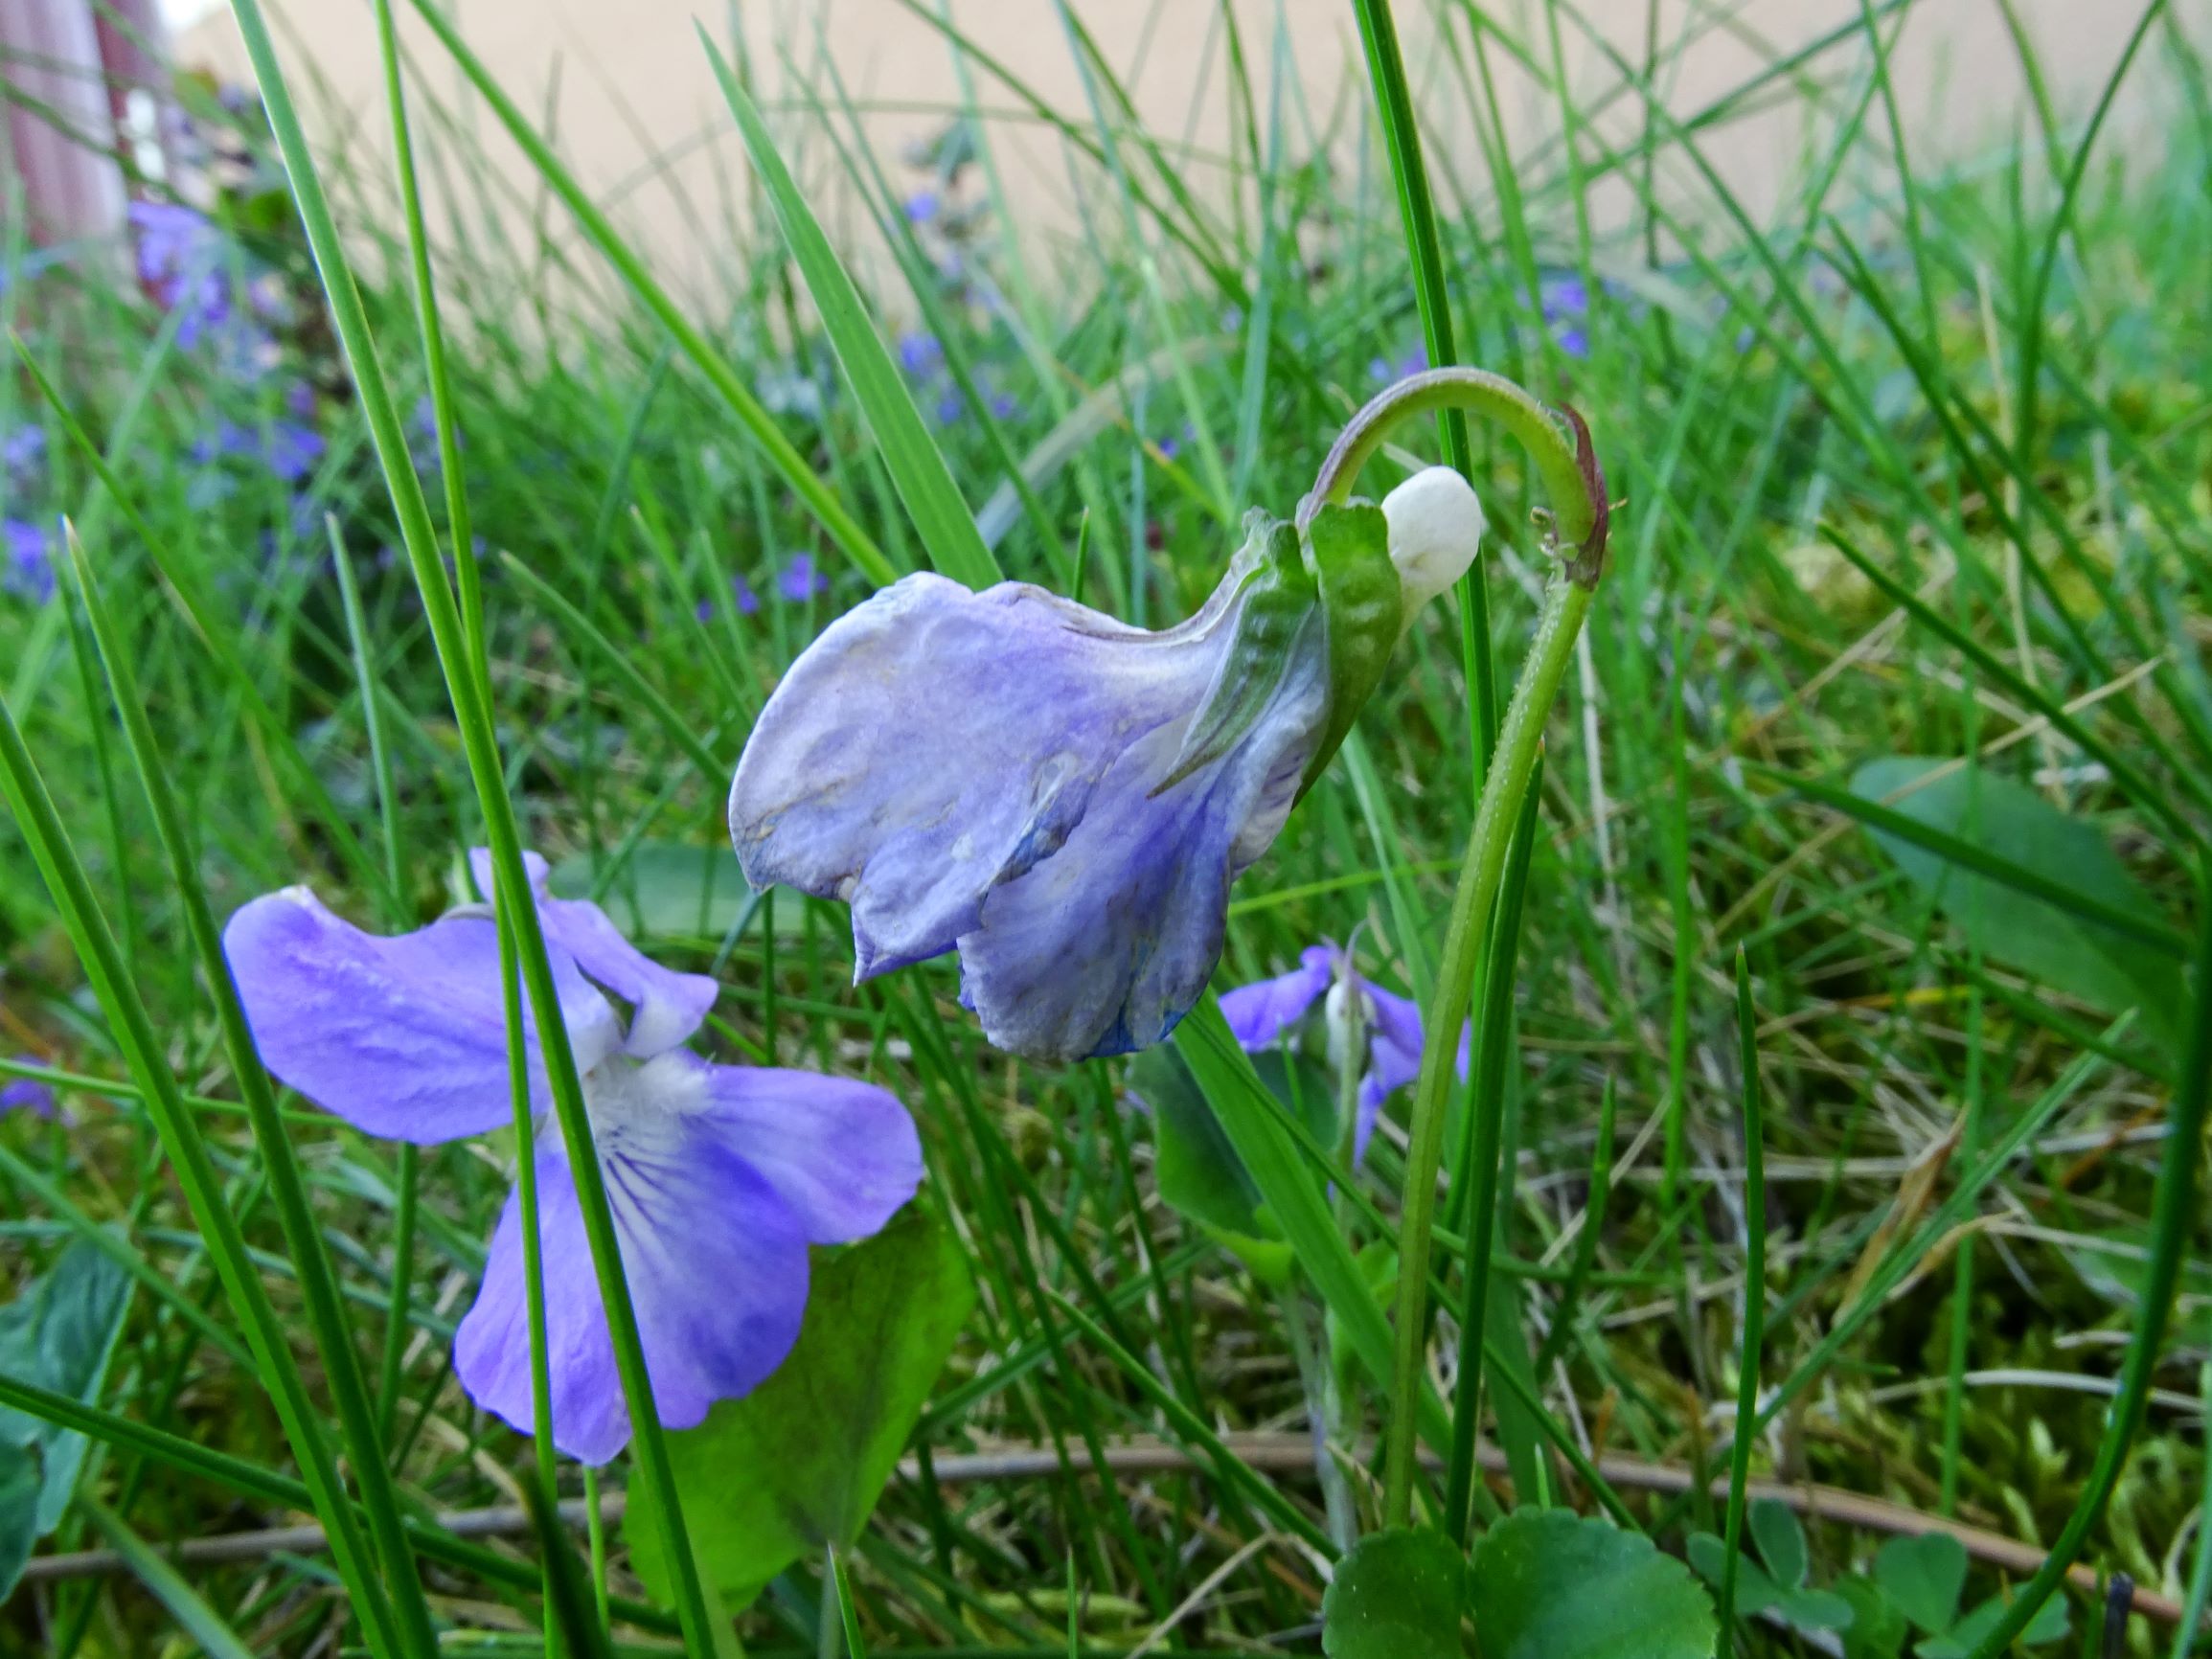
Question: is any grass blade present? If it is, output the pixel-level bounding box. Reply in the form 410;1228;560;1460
1714;949;1768;1648
221;1;721;1648
399;0;895;586
0;693;407;1659
698;28;1000;592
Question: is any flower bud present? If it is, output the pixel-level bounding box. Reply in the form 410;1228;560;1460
1381;466;1487;621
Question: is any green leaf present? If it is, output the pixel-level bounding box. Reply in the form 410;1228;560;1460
1468;1510;1716;1659
1777;1588;1858;1634
1132;1043;1282;1276
699;31;1000;592
1687;1531;1784;1618
1322;1528;1467;1659
1132;1040;1338;1284
1836;1575;1910;1659
546;844;779;943
0;1443;36;1601
1749;1497;1810;1590
627;1206;972;1608
1849;759;2184;1055
1303;501;1402;789
1919;1588;2069;1657
1160;515;1316;792
0;1239;133;1535
1873;1534;1968;1636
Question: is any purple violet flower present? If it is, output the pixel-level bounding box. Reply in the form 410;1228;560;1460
777;554;828;603
221;850;923;1464
733;572;762;615
1367;346;1429;385
2;1057;57;1119
130;200;235;350
1219;941;1468;1162
726;469;1487;1065
898;333;944;377
903;191;941;223
5;518;57;604
3;425;45;481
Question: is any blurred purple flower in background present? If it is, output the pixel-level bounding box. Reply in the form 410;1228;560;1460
4;425;45;481
898;333;943;377
777;554;828;603
222;849;923;1464
131;200;236;351
1539;273;1592;359
1367;345;1428;385
5;518;57;604
903;191;941;224
2;1057;57;1119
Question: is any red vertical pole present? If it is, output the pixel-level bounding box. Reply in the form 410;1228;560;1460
94;0;176;190
0;0;128;248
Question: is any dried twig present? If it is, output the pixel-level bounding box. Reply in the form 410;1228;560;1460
20;1435;2192;1628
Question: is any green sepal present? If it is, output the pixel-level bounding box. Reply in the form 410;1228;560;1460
1154;512;1315;795
1301;501;1401;792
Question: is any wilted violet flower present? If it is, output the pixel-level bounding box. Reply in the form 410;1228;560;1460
223;851;923;1464
2;1057;57;1119
1220;941;1467;1162
729;467;1487;1065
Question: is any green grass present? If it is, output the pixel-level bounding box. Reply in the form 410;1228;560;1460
3;0;2209;1653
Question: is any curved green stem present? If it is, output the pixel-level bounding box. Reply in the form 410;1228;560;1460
1312;366;1610;1534
1379;580;1590;1529
1307;368;1608;585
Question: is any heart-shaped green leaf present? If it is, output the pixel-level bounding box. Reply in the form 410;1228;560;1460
1469;1510;1716;1659
1322;1527;1467;1659
1688;1531;1784;1617
627;1206;972;1608
0;1238;133;1555
1918;1588;2070;1657
1836;1574;1910;1659
1749;1498;1809;1591
1874;1534;1968;1636
1849;759;2183;1056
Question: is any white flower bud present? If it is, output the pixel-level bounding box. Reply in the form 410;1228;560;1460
1323;976;1372;1078
1380;466;1487;623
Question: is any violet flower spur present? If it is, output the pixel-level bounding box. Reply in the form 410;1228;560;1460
728;466;1486;1066
1220;942;1468;1163
221;850;923;1465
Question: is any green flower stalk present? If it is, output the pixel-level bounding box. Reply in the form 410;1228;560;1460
1305;368;1610;1534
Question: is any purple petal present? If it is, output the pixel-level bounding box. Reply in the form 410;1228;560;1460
469;850;717;1058
223;887;620;1143
1220;943;1334;1050
695;1061;921;1242
1360;977;1425;1101
730;557;1325;1062
454;1053;813;1464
